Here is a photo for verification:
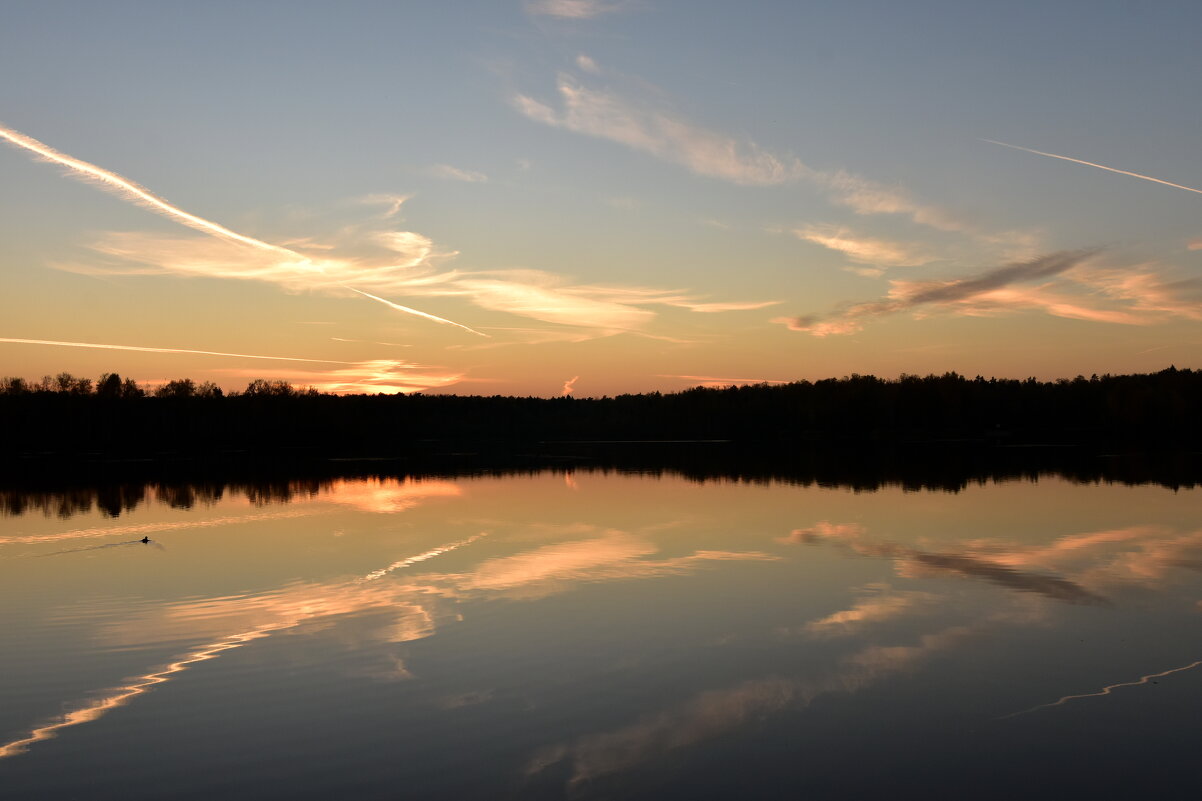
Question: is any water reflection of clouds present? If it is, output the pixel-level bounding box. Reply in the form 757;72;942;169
454;531;774;599
321;478;462;514
527;518;1202;790
528;620;992;787
0;525;776;758
794;520;1202;597
791;520;1108;605
801;584;940;638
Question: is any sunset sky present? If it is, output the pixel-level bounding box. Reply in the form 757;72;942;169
2;0;1200;396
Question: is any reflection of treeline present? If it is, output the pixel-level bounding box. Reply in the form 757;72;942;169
2;367;1201;459
3;447;1200;520
0;476;331;518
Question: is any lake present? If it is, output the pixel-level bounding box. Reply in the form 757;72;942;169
2;465;1201;799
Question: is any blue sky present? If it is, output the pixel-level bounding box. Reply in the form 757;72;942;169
2;0;1201;394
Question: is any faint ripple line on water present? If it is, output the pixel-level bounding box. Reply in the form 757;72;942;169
1001;659;1202;719
0;508;321;546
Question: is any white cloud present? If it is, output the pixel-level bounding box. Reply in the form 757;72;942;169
428;164;488;183
525;0;627;19
513;74;810;186
576;53;601;74
795;224;934;267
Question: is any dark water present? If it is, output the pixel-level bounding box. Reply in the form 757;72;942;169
2;469;1201;799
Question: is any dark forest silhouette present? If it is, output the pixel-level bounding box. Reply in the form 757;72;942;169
2;368;1200;465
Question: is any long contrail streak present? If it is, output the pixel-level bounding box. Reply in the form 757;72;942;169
0;123;297;255
0;122;484;334
348;288;490;337
1001;658;1202;719
0;337;359;364
984;139;1202;196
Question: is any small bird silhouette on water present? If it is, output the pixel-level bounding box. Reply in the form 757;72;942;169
140;537;150;544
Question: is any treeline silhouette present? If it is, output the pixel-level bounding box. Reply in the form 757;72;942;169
2;368;1201;464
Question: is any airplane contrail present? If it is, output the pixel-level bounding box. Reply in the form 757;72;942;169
0;337;359;364
984;139;1202;196
0;122;486;334
348;288;490;337
0;123;297;255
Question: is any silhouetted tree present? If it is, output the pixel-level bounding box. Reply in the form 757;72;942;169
243;379;295;397
155;379;196;398
96;372;123;398
0;377;29;395
120;377;144;398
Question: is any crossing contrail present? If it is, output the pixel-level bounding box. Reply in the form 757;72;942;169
0;337;359;364
0;122;485;334
348;288;490;337
984;139;1202;196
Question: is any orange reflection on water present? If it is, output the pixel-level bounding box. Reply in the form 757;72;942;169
319;477;462;515
1;500;777;759
0;626;275;758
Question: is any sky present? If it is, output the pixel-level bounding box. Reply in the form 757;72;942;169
2;0;1201;396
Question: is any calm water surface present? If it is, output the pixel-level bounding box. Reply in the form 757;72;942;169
2;471;1201;799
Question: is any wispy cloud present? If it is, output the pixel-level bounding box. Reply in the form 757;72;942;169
330;337;412;348
512;69;970;237
428;164;488;183
818;170;965;232
575;53;602;74
1;122;767;339
513;74;810;186
561;375;580;396
213;360;465;394
774;249;1103;336
1078;268;1202;321
358;193;411;219
524;0;628;19
795;224;935;269
985;139;1202;196
658;374;787;388
0;122;487;334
